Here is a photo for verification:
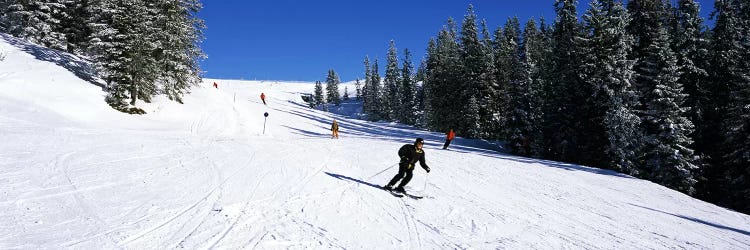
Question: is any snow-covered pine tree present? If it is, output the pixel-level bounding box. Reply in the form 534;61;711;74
398;48;417;125
88;0;161;113
465;95;482;137
711;0;750;213
5;0;68;50
571;2;609;168
479;18;499;138
669;0;710;159
383;40;401;121
415;57;427;83
627;0;667;101
343;86;349;100
518;18;546;157
664;0;713;197
422;39;437;129
543;0;585;162
0;1;9;32
503;17;532;156
314;80;324;106
426;18;462;132
60;0;91;53
370;59;384;120
639;24;697;194
414;68;427;128
325;69;341;106
362;56;372;115
156;0;205;104
581;0;642;174
492;25;511;140
355;78;361;100
459;4;493;138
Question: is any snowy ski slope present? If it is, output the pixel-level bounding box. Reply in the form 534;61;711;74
2;33;750;249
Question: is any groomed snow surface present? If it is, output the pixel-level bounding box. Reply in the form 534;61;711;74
2;34;750;249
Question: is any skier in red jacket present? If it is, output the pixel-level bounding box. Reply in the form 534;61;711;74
443;129;456;149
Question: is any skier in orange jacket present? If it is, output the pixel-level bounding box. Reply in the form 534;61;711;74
443;129;456;149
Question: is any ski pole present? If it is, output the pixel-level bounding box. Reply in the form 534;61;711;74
422;173;430;194
368;162;399;179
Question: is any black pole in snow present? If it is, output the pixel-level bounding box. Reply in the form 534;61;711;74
263;112;269;134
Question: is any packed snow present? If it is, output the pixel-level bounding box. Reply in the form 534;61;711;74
1;34;750;249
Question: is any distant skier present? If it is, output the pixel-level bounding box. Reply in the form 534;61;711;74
260;92;266;105
213;82;218;88
443;129;455;149
384;138;431;193
331;119;340;139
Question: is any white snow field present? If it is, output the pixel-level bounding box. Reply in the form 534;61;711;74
2;34;750;249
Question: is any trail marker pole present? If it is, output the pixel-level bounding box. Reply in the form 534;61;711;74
263;112;269;134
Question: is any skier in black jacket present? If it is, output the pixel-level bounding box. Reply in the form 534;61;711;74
384;137;431;193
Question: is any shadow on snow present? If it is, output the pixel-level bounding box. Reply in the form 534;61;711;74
1;33;103;89
629;203;750;237
277;99;634;180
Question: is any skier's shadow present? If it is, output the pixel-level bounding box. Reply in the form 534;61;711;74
324;172;382;190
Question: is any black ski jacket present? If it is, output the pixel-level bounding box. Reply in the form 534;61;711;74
398;144;429;170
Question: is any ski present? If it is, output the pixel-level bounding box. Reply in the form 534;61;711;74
382;186;403;197
403;193;423;199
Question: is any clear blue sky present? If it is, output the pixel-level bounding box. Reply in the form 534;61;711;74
198;0;715;82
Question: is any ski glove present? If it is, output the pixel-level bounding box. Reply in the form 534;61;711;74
424;166;430;173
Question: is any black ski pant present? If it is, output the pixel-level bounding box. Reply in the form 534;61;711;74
443;139;452;149
387;162;414;188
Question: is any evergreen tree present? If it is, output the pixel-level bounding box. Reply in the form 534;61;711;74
314;80;324;106
668;0;711;196
638;21;697;194
156;0;205;104
88;0;161;113
533;16;554;157
343;86;349;100
492;25;511;140
325;69;341;106
627;0;667;99
61;0;92;53
369;59;384;120
706;0;750;213
465;95;481;137
503;17;533;155
460;4;496;138
415;58;427;83
517;18;546;157
398;48;417;125
459;4;483;137
422;39;437;129
362;56;372;115
425;18;462;132
480;18;499;137
383;40;401;120
355;78;362;100
6;0;68;50
581;0;642;174
0;1;9;32
670;0;709;149
543;0;585;162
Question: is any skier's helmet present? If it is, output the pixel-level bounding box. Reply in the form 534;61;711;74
415;137;424;145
